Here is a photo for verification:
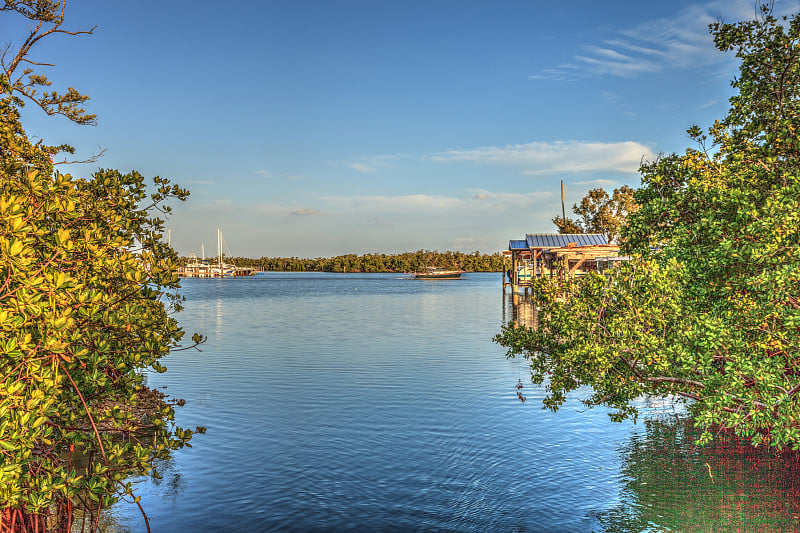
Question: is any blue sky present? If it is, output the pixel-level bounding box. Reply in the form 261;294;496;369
10;0;797;257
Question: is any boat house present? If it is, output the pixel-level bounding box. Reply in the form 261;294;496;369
503;233;624;292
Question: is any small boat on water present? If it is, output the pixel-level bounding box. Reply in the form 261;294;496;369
413;267;463;279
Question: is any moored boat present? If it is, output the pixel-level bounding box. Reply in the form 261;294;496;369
413;267;463;279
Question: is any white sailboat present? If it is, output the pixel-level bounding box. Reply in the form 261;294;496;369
211;228;236;277
179;228;253;277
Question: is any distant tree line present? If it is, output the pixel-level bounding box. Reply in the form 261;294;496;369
180;250;507;273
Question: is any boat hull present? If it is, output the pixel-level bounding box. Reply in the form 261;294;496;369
413;271;463;279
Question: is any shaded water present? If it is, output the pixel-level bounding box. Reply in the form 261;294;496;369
107;273;800;531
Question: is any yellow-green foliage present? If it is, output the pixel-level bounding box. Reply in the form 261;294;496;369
0;76;203;523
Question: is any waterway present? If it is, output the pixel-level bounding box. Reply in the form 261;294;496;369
108;272;800;531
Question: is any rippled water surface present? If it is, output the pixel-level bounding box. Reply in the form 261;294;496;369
108;273;800;531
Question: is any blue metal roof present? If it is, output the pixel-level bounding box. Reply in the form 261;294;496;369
508;239;528;250
525;233;608;249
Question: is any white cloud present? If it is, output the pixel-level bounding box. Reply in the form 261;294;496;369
344;154;407;173
529;68;577;81
573;178;622;188
323;194;464;213
468;190;552;208
291;208;320;216
432;141;653;175
345;162;378;173
170;187;564;257
321;189;555;218
530;0;785;80
574;47;660;77
255;169;273;177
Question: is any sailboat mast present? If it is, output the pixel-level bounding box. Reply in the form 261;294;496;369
217;228;222;270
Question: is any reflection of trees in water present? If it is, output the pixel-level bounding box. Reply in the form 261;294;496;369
148;456;184;496
593;417;800;532
503;293;538;329
93;456;183;532
502;296;800;530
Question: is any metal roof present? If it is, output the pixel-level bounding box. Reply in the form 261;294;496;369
525;233;608;249
508;239;528;250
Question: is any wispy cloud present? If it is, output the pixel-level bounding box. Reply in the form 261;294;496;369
323;194;464;212
322;190;553;217
573;178;622;188
345;162;378;173
529;68;575;81
432;141;653;175
291;207;320;216
468;190;552;208
530;0;783;80
343;154;407;173
185;179;215;186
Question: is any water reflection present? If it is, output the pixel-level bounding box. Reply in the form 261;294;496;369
104;275;800;531
502;292;538;329
504;290;800;531
597;417;800;532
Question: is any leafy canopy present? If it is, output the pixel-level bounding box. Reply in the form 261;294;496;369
552;185;638;243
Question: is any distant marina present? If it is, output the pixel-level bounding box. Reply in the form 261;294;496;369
176;228;261;278
177;262;259;278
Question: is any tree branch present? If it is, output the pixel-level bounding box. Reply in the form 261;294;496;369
53;146;107;165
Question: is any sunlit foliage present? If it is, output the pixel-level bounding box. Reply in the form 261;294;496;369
0;2;204;530
552;185;638;243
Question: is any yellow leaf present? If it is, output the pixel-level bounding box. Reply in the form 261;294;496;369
8;239;23;256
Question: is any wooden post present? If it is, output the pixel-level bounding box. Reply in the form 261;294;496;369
511;251;518;294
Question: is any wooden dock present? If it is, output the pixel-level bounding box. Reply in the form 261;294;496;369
503;233;627;293
176;263;260;278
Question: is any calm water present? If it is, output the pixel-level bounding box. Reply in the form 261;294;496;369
107;273;800;532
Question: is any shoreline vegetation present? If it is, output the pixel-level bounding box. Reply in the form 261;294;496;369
1;3;205;531
179;250;507;273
